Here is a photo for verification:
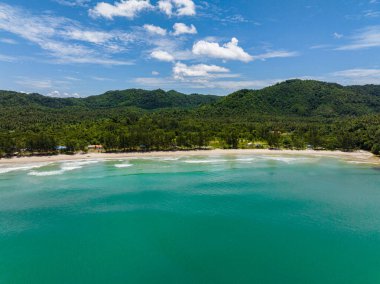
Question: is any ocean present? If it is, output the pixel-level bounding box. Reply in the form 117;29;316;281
0;154;379;283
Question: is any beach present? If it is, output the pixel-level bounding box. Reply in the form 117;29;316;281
0;149;378;165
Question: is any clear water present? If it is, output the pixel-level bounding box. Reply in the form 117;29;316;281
0;155;380;284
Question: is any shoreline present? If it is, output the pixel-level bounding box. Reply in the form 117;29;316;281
0;149;379;165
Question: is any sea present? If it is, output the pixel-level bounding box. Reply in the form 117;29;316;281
0;154;379;283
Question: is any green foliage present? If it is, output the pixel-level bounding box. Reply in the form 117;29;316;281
0;80;380;157
371;144;380;155
203;80;380;118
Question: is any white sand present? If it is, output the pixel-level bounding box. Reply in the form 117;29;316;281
0;149;378;165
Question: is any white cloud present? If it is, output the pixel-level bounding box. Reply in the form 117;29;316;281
192;37;253;62
299;68;380;86
54;0;90;7
89;0;154;19
134;77;172;86
173;62;229;79
309;44;331;50
333;32;343;39
15;79;54;89
157;1;172;16
364;10;380;18
332;68;380;78
145;36;195;60
151;50;175;62
143;24;167;36
253;50;299;61
158;0;196;17
63;29;114;44
172;23;197;36
134;75;285;93
331;68;380;84
47;90;81;98
0;54;16;62
197;79;284;90
336;26;380;50
152;71;160;75
0;3;134;65
0;38;17;44
91;76;114;81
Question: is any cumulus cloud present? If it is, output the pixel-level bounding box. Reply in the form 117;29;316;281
151;50;175;62
89;0;153;19
172;23;197;36
336;26;380;50
158;0;196;17
143;24;167;36
173;62;229;79
192;37;253;62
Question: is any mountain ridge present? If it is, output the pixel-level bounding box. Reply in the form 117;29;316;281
1;79;380;118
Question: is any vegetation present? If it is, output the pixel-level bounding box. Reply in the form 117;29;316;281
0;80;379;157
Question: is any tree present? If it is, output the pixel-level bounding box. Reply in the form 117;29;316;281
372;144;380;155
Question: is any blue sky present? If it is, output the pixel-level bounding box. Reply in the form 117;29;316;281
0;0;380;97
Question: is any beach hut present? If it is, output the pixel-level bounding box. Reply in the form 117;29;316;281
88;145;104;151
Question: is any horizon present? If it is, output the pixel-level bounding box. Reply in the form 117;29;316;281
2;78;379;98
0;1;380;97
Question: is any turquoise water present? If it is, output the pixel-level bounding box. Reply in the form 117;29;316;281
0;155;380;284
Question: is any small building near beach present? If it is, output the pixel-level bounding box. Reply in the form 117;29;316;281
88;145;103;150
56;146;67;151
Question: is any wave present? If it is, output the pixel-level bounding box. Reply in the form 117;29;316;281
258;156;312;164
131;157;182;162
61;160;100;171
115;163;133;168
234;157;258;162
28;160;101;176
0;163;50;175
28;170;65;176
184;159;229;164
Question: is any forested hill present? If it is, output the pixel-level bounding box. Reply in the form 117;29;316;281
2;79;380;118
0;89;220;110
84;89;220;109
204;80;380;118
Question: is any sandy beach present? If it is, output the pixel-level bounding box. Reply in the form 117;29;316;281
0;149;378;165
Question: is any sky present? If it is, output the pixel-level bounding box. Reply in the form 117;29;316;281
0;0;380;97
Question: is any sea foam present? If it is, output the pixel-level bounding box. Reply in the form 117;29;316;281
0;163;50;175
184;159;229;164
28;160;100;176
115;163;133;168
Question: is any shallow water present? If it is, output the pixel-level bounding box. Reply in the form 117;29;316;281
0;155;380;283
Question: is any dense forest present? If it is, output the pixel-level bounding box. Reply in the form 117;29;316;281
0;79;380;157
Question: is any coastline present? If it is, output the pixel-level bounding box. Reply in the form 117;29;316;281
0;149;379;165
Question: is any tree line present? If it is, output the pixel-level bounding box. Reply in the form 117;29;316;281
1;113;379;157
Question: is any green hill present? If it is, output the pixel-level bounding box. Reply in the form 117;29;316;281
205;80;380;118
0;89;220;110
